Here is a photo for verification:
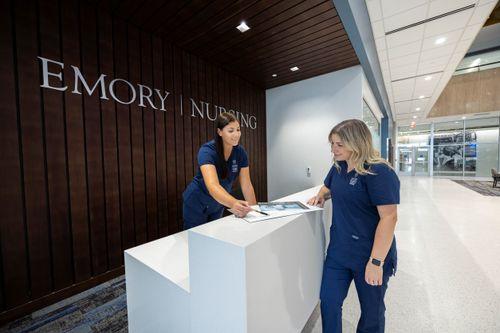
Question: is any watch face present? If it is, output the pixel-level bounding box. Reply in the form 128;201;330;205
371;258;382;266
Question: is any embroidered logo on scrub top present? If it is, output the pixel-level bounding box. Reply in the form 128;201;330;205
349;174;359;186
231;159;238;173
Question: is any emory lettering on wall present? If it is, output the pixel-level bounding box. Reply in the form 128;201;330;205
38;56;258;129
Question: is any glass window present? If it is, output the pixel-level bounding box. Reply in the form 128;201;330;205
465;117;499;143
433;145;463;176
362;100;381;152
397;124;431;146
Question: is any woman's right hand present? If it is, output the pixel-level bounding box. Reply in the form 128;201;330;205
307;194;325;207
231;200;253;218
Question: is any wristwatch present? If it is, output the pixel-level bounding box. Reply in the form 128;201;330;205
369;257;384;267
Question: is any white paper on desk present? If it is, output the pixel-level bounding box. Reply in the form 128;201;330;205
242;204;323;223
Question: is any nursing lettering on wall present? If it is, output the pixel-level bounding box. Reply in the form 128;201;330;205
37;56;258;129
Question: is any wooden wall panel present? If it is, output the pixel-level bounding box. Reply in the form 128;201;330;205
99;11;122;269
80;1;107;276
39;0;73;290
15;0;52;299
0;0;267;323
0;0;30;308
61;0;92;283
429;68;500;118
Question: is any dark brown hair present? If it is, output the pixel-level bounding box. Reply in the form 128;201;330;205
215;112;239;179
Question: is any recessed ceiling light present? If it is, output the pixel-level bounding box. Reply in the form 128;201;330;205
415;107;421;111
435;37;446;45
413;115;418;119
290;66;299;71
455;121;459;124
462;116;466;120
424;76;432;81
419;95;425;99
236;21;250;33
272;74;277;77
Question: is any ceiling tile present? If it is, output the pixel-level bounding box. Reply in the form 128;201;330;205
420;44;455;61
461;23;483;40
424;9;473;37
428;0;476;17
388;40;422;59
421;28;464;50
394;100;412;114
386;25;425;48
381;0;428;18
391;63;419;80
418;54;452;70
383;4;429;32
389;52;420;68
455;39;473;53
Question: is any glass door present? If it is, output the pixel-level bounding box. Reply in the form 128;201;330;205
414;147;430;175
398;146;430;176
398;147;413;175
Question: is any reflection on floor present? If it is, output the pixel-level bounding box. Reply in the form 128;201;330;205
304;177;500;333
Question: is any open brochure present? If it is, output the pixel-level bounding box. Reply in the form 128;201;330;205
236;201;323;223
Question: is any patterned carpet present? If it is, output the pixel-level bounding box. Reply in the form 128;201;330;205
0;276;127;333
452;180;500;196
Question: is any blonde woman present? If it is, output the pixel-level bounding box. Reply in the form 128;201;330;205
307;119;400;333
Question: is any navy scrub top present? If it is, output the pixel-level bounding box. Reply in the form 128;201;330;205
324;161;400;262
184;140;249;205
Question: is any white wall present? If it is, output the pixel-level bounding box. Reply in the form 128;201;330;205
266;66;363;200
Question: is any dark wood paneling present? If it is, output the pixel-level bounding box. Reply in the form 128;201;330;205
110;0;359;90
80;1;108;276
128;25;147;245
15;0;52;299
99;11;122;269
0;0;30;309
39;0;73;290
114;19;135;252
61;0;92;283
1;0;266;323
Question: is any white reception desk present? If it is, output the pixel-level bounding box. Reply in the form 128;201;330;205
124;185;332;333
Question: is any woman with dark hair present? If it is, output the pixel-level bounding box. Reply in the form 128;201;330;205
182;112;257;229
308;119;400;333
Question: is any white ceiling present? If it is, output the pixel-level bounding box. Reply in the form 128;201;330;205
366;0;498;125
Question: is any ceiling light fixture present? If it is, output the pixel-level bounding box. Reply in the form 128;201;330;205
435;37;446;45
290;66;299;72
424;76;432;81
416;107;421;111
272;74;277;77
236;21;250;33
419;95;425;99
462;116;466;120
413;115;418;119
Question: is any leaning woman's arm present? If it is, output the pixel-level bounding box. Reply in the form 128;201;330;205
238;167;257;205
370;204;398;261
200;164;239;208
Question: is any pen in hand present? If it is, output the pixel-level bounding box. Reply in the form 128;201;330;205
252;209;269;216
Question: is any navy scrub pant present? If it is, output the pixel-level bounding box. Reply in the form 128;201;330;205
320;253;394;333
183;195;224;230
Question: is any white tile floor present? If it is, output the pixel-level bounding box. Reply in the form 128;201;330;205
304;177;500;333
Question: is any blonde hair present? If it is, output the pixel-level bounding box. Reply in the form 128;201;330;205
329;119;391;175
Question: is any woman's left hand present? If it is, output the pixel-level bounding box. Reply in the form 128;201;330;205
365;261;383;286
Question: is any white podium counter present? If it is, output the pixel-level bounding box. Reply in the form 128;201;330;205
125;185;332;333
